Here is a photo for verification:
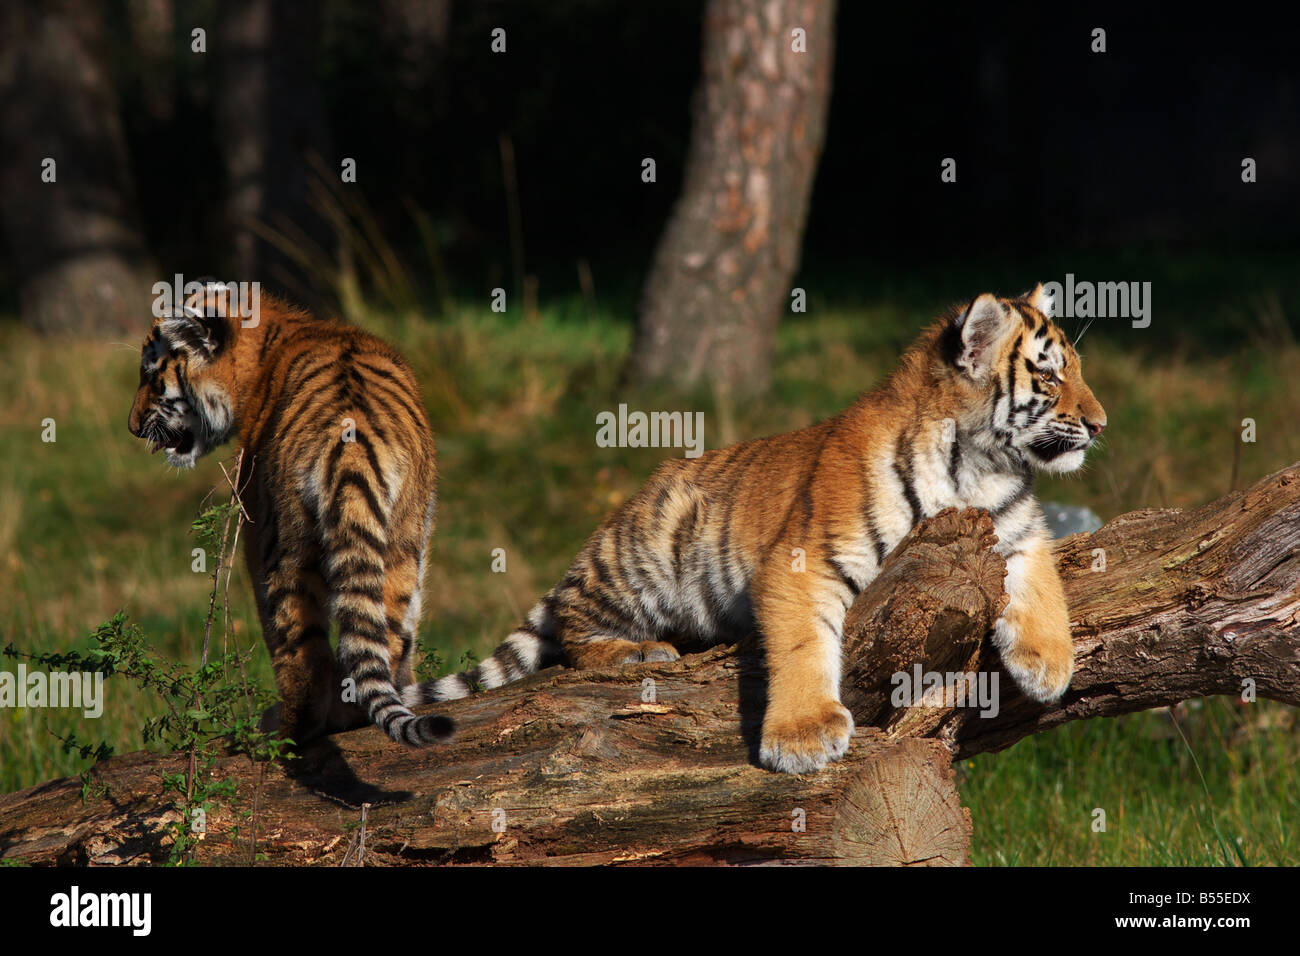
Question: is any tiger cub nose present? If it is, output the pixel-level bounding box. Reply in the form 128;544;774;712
1083;417;1105;438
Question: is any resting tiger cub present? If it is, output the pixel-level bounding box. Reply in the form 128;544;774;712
128;283;452;747
409;284;1106;773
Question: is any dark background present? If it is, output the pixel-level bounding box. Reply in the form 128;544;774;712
8;1;1296;316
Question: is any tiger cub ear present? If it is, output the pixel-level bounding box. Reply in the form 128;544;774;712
1023;282;1055;317
181;279;234;324
161;280;233;366
160;300;228;367
953;293;1013;380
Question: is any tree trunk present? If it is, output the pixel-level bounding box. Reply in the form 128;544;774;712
214;0;332;297
1;462;1297;866
0;0;157;335
630;0;836;397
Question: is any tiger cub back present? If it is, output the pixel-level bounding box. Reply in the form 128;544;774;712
128;283;450;747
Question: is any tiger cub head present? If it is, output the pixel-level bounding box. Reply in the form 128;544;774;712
127;284;238;469
944;283;1106;474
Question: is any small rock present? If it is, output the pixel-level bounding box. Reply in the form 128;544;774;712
1041;502;1103;538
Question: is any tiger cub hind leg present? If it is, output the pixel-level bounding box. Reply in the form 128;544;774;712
253;561;346;744
566;638;681;668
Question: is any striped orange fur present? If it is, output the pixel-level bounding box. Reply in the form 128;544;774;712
128;283;450;747
412;284;1106;773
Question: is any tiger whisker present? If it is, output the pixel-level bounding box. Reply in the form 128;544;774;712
1072;317;1096;347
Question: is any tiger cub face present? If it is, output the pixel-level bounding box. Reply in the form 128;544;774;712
127;292;236;469
948;284;1106;475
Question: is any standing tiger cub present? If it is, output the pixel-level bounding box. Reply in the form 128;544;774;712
128;283;452;747
410;284;1106;773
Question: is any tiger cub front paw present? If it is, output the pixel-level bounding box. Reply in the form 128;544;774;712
759;700;854;774
994;616;1074;703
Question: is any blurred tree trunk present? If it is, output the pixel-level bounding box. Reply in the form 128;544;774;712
214;0;332;296
378;0;452;205
631;0;836;397
125;0;176;123
0;0;157;335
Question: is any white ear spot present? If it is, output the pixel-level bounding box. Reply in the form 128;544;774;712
1026;283;1055;318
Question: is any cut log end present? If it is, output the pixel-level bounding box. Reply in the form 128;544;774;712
831;739;971;866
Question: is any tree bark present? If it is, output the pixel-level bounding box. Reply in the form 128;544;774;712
0;0;158;335
630;0;836;397
1;462;1297;866
214;0;332;296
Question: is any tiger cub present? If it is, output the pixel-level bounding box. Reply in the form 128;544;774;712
408;284;1106;773
128;283;451;747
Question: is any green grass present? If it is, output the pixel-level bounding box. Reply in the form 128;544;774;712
959;698;1296;865
1;279;1297;865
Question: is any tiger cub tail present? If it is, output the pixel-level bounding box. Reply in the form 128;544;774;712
323;467;452;747
402;602;562;706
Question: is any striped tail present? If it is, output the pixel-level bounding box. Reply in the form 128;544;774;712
402;603;562;706
323;464;452;747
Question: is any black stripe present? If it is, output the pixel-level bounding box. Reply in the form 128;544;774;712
671;497;700;572
493;643;527;680
988;374;1003;430
280;348;316;386
699;568;730;627
1024;400;1053;428
358;373;427;428
797;482;815;534
330;554;384;579
335;609;386;639
992;474;1033;518
861;484;888;567
265;580;319;608
351;356;410;387
328;471;386;526
292;360;338;394
893;433;923;524
351;430;390;500
258;325;282;362
558;570;637;634
352;659;392;681
335;520;385;555
590;551;623;593
775;428;831;552
1005;334;1022;403
828;557;861;597
334;583;385;604
323;430;349;482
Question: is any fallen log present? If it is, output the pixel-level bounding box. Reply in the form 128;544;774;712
1;463;1297;866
